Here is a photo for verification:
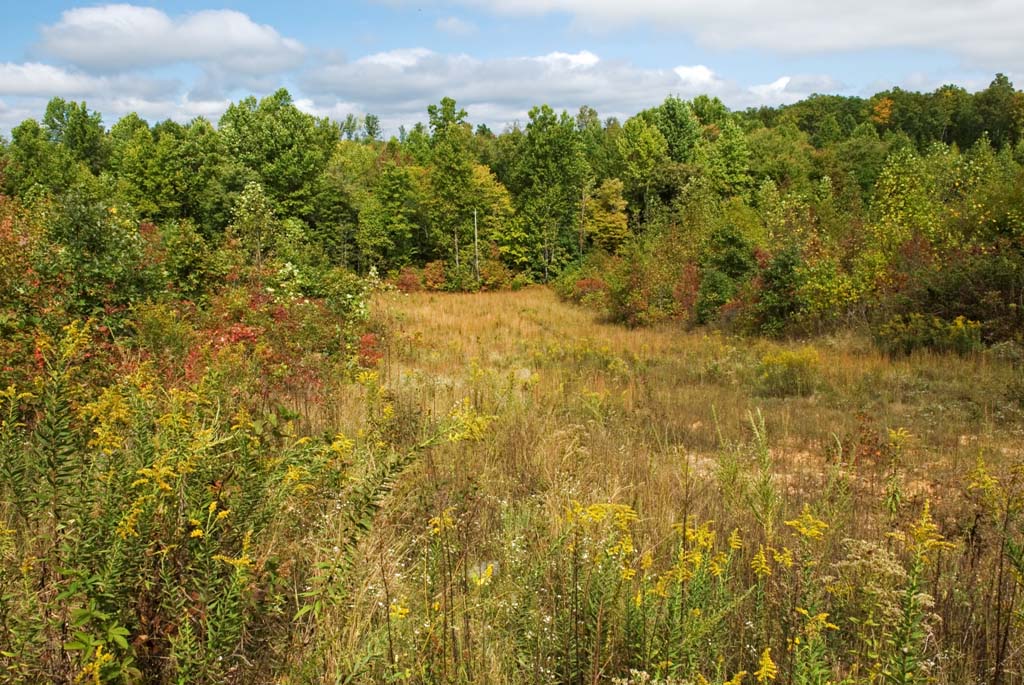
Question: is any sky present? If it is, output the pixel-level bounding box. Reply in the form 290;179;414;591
0;1;1020;136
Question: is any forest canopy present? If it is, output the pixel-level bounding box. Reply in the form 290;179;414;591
2;75;1023;347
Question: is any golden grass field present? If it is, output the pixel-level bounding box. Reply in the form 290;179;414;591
372;286;1018;518
290;286;1024;683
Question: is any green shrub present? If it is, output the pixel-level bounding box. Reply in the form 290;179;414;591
874;314;983;356
319;267;369;321
131;302;195;362
753;243;805;336
509;270;534;290
695;269;736;324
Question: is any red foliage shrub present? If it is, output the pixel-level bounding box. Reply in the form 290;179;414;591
395;267;423;293
672;264;701;319
422;261;447;291
358;332;384;368
574;277;608;300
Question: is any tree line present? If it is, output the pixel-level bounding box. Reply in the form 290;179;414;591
1;75;1022;345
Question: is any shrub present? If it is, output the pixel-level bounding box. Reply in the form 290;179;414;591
395;267;422;293
479;254;513;290
756;346;821;397
672;263;701;323
753;243;805;336
319;267;369;321
422;260;446;291
358;332;384;368
695;269;736;324
158;219;218;299
874;314;983;356
884;245;1024;343
509;271;533;290
131;302;195;364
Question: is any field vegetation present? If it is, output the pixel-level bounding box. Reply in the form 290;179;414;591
1;78;1024;683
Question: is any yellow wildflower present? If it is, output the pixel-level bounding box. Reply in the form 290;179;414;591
755;648;778;683
709;551;729;578
784;505;829;540
429;507;456;535
906;500;955;560
752;545;771;578
640;551;654;571
772;547;794;569
474;563;494;587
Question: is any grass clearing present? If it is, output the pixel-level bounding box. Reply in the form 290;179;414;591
304;287;1024;683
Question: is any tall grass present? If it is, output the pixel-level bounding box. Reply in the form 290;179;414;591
3;287;1024;683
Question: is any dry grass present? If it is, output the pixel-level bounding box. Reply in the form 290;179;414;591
296;287;1024;683
372;286;1018;510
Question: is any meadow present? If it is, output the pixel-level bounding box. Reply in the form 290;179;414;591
334;287;1024;685
2;272;1024;684
2;81;1024;683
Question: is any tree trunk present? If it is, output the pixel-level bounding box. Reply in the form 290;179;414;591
473;209;480;284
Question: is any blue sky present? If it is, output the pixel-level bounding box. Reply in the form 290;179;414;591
0;1;1018;135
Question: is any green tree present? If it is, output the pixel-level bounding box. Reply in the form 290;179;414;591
146;118;244;235
616;115;668;221
584;178;630;252
229;181;279;267
363;114;382;141
691;94;730;129
425;97;475;274
513;105;589;279
653;96;702;163
467;164;517;279
974;74;1023;148
403;122;433;165
48;174;152;312
341;113;360;141
832;122;895;198
107;113;156;216
695;223;757;323
42;97;107;173
746;122;814;192
219;88;337;221
870;147;944;256
357;161;421;271
313;140;379;265
3;119;75;196
754;243;806;335
697;119;752;198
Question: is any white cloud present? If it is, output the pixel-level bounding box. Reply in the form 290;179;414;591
39;4;306;74
0;62;175;100
358;48;435;69
750;76;792;102
435;16;477;36
673;65;721;90
295;97;362;121
302;48;837;131
0;99;36;135
0;62;105;97
448;0;1024;71
537;50;600;69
